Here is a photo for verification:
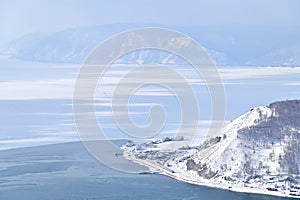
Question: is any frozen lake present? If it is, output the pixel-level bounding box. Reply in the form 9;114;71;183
0;56;299;149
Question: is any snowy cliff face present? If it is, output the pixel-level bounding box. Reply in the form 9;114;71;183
185;100;300;189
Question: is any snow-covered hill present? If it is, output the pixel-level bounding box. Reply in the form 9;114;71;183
183;100;300;197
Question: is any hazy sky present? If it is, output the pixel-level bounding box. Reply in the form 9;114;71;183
0;0;299;45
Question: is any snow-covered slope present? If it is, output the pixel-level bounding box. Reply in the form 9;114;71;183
183;100;300;196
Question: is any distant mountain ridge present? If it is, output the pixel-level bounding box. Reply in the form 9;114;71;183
2;24;300;66
246;44;300;66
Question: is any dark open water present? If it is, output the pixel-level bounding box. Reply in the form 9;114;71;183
0;141;293;200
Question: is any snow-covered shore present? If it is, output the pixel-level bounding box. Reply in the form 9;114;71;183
122;139;300;199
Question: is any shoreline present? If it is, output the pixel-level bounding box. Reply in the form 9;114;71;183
123;152;298;199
